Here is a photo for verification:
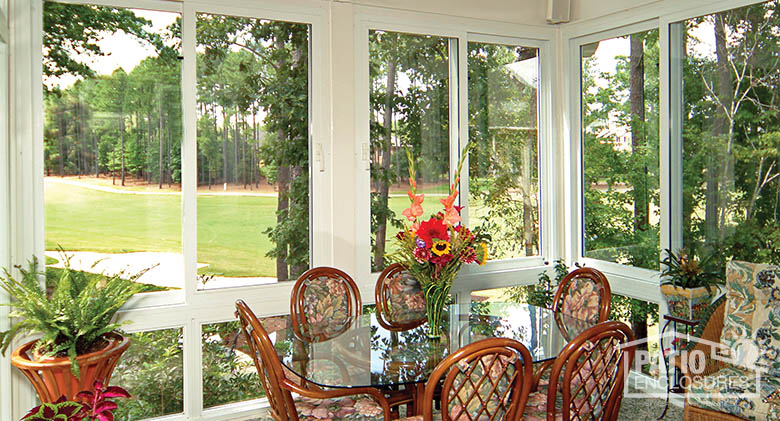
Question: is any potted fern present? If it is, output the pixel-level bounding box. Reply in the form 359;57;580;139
0;256;145;403
660;248;722;321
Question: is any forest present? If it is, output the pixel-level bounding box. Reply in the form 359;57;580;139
44;5;310;281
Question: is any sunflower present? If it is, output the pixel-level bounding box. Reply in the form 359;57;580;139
431;240;451;256
477;242;489;265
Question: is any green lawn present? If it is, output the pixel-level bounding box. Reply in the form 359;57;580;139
45;182;505;278
45;183;276;277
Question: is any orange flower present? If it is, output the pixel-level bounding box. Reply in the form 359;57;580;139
440;186;458;210
441;206;461;226
402;190;424;221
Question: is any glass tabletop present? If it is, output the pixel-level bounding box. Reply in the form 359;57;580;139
269;302;591;389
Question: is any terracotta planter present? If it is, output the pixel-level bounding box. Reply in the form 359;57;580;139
661;284;714;321
11;332;130;403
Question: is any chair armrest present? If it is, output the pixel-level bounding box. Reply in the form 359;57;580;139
281;378;393;419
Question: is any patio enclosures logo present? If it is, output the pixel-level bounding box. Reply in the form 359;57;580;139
623;331;765;399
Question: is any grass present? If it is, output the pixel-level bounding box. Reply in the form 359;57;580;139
45;182;275;277
45;181;517;278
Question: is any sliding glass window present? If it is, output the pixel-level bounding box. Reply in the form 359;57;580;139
467;42;540;260
369;30;454;272
196;14;311;288
580;29;660;270
42;3;182;295
674;0;780;271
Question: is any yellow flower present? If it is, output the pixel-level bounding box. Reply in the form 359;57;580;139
431;240;451;256
478;243;489;265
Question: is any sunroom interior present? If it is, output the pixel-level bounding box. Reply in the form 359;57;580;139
1;0;779;419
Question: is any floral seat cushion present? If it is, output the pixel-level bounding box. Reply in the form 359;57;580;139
720;261;780;375
384;271;426;325
301;276;352;338
260;395;386;421
687;364;780;420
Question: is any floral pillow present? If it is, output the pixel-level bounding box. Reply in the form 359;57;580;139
384;271;426;325
301;276;351;338
720;260;780;375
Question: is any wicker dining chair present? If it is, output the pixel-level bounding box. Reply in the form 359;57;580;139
523;321;636;421
235;300;393;421
397;337;534;421
533;267;612;390
375;263;427;331
290;266;362;341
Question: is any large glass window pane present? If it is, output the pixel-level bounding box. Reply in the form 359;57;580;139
43;3;182;293
468;42;540;260
112;328;184;419
679;1;780;270
369;30;453;272
196;14;310;288
202;320;268;408
581;30;660;270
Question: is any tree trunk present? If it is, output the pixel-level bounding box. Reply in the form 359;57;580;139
119;95;126;187
372;59;397;271
629;34;649;232
57;107;65;176
159;100;164;189
522;88;537;256
147;110;153;184
704;12;732;248
276;156;290;282
223;109;229;187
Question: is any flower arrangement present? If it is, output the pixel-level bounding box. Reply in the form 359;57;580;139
390;146;489;338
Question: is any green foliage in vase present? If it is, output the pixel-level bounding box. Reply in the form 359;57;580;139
0;255;145;376
660;248;722;291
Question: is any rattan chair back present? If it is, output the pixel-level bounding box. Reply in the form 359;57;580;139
546;321;635;421
235;299;299;421
419;337;533;421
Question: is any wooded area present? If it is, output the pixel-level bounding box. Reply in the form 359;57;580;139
43;5;310;281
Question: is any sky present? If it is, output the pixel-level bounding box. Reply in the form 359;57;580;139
46;9;179;90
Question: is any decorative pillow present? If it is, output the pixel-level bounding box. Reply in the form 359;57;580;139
720;260;780;375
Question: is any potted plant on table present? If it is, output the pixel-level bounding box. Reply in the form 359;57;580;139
0;256;145;402
389;145;490;339
660;248;722;321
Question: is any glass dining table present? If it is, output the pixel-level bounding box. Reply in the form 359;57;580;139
268;302;592;393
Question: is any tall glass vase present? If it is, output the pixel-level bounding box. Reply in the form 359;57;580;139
422;276;454;339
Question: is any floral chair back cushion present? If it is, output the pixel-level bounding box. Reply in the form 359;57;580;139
301;276;352;337
561;276;603;323
292;267;361;341
383;270;426;326
554;268;611;342
721;260;780;375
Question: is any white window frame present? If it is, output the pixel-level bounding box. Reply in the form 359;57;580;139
12;0;331;419
354;6;558;299
0;1;10;417
564;19;666;303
